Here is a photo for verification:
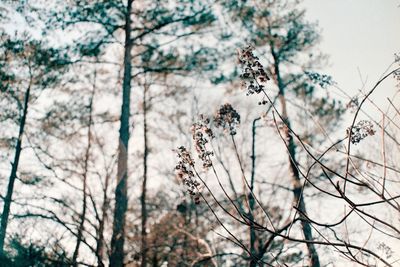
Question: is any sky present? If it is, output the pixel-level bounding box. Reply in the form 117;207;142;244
303;0;400;109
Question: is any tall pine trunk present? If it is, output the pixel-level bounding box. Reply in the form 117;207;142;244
272;51;321;267
110;0;133;266
0;83;31;257
140;84;149;267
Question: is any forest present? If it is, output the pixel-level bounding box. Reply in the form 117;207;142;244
0;0;399;266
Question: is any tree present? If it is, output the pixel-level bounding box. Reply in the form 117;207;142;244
0;33;68;259
47;0;217;265
3;234;69;267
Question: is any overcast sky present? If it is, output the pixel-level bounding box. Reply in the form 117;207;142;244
303;0;400;109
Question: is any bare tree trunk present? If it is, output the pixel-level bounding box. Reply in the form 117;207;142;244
272;52;321;267
249;117;260;267
140;84;149;267
0;82;31;257
110;0;134;266
96;171;111;267
72;72;95;266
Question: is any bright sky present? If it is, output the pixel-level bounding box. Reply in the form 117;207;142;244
303;0;400;107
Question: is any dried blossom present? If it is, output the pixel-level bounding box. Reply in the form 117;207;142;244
191;115;214;169
214;103;240;135
238;46;270;95
347;120;375;145
175;146;201;204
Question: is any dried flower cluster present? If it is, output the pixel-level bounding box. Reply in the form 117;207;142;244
175;146;201;204
191;115;214;169
238;46;270;95
214;103;240;135
347;120;375;144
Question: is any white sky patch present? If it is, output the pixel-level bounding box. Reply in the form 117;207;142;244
303;0;400;109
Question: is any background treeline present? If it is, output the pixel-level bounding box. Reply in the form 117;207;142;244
0;1;399;266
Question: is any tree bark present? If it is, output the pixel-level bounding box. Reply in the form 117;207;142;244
110;0;134;266
0;82;31;257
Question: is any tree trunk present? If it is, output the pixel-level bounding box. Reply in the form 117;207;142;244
72;72;95;266
249;118;260;267
96;171;111;267
140;84;149;267
0;83;31;257
272;52;321;267
110;0;134;266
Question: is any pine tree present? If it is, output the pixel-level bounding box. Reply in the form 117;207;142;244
0;33;69;259
48;0;217;265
